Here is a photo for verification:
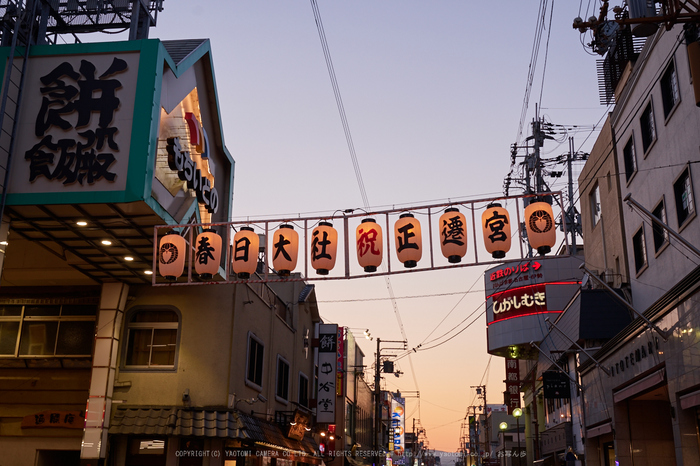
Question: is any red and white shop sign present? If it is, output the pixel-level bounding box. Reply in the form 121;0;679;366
490;284;548;323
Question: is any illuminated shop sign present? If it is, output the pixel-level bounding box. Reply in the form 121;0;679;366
490;261;542;284
167;137;219;214
490;284;548;322
391;399;405;455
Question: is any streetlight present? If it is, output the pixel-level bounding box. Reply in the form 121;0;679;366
512;408;523;466
498;422;508;466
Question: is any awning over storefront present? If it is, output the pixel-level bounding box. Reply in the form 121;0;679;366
110;407;319;463
613;368;665;403
680;389;700;409
586;421;612;438
533;455;556;465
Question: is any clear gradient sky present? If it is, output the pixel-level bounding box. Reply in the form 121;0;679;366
147;0;608;452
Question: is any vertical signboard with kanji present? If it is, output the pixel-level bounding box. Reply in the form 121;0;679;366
336;326;344;397
505;358;521;414
317;324;337;423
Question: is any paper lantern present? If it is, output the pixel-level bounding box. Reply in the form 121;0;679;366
482;203;512;259
158;231;186;280
193;228;222;278
394;213;422;268
232;227;259;279
525;200;556;255
439;207;467;263
311;221;338;275
272;224;298;276
356;218;383;272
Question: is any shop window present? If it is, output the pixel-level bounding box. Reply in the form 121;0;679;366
651;200;669;253
623;136;637;182
124;309;179;370
246;332;264;389
0;303;96;357
276;355;290;402
674;167;695;227
298;372;309;407
660;59;680;119
590;183;601;226
640;102;656;154
632;226;648;274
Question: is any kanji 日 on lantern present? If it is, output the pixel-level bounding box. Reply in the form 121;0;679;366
482;203;512;259
525;200;556;255
272;224;299;276
394;213;422;268
356;218;383;273
232;227;259;279
158;231;186;280
311;221;338;275
194;228;221;279
439;207;467;263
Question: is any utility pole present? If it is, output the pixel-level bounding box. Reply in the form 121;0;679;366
374;338;407;466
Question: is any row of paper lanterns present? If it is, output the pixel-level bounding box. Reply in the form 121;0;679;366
158;201;557;280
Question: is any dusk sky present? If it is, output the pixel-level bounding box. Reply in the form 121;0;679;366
147;1;608;452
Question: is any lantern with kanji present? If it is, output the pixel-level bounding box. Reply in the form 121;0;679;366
525;200;556;255
356;218;383;272
232;227;259;279
158;231;186;280
482;203;512;259
439;207;467;263
272;224;298;276
311;221;338;275
194;228;222;278
394;213;422;268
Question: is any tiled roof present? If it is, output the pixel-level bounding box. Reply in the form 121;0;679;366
162;39;208;67
110;407;318;455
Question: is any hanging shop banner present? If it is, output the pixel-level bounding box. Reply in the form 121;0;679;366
543;371;571;399
505;358;521;414
391;398;405;456
317;324;338;424
336;326;344;397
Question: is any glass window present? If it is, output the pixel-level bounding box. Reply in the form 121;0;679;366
640;102;656;153
632;227;648;274
298;373;309;407
0;303;97;358
246;333;264;388
651;200;668;253
590;183;601;226
623;136;637;182
660;60;680;118
124;310;179;369
674;168;695;227
276;355;290;401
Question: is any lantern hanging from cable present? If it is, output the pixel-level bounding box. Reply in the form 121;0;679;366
158;231;186;280
311;221;338;275
481;203;512;259
232;227;259;279
356;218;383;272
525;199;556;255
439;207;467;263
194;228;222;279
272;224;298;276
394;213;422;268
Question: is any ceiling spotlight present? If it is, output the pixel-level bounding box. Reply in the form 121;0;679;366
144;270;153;275
101;240;112;246
0;241;7;246
124;256;134;261
76;221;88;227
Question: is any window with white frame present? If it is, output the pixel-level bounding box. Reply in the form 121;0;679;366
590;183;601;226
0;303;97;357
298;372;309;407
674;167;695;227
276;355;290;402
660;59;680;118
640;102;656;153
651;200;669;253
246;333;264;389
632;227;648;274
623;136;637;182
124;309;179;369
